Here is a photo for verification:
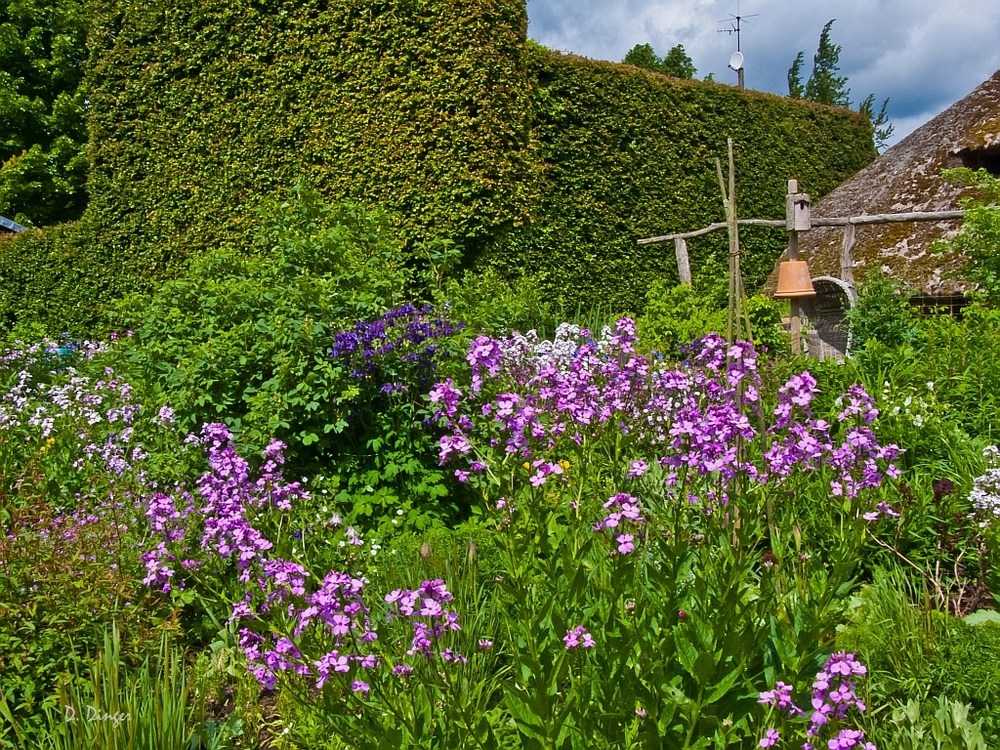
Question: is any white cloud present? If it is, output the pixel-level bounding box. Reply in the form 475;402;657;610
527;0;1000;146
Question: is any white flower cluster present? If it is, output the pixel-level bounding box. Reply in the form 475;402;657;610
969;445;1000;522
499;323;604;373
880;380;939;429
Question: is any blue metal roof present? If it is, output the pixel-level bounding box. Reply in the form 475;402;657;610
0;215;26;233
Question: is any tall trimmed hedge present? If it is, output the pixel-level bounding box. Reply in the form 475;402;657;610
0;0;875;334
483;50;875;312
0;0;536;333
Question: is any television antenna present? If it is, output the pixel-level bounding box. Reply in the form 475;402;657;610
718;1;758;89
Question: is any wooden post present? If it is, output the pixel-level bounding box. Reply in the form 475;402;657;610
840;223;856;288
787;179;802;355
716;139;753;345
674;238;692;285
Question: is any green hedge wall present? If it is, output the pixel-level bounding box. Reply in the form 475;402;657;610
0;0;536;333
0;1;875;334
483;50;876;312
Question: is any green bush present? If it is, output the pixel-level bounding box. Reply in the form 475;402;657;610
116;191;412;467
637;280;786;356
745;293;788;355
439;267;560;338
638;281;727;354
846;276;921;349
845;302;1000;440
116;191;476;525
838;574;1000;746
878;696;988;750
936;168;1000;303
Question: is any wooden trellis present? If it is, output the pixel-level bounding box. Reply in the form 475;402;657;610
638;175;967;355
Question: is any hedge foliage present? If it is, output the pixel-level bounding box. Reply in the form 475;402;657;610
485;50;875;312
0;0;876;334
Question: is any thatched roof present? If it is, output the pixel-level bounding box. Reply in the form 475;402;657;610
763;70;1000;296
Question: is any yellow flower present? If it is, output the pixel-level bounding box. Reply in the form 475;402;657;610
39;437;56;454
559;459;571;470
522;462;530;470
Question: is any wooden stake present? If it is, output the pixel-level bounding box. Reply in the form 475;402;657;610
716;139;753;345
786;179;803;355
674;238;691;286
840;223;856;288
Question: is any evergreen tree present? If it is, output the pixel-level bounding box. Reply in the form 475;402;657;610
859;94;895;153
0;0;88;226
803;19;850;106
787;51;805;98
661;44;696;79
789;19;894;152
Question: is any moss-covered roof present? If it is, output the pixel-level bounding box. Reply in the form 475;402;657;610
763;70;1000;295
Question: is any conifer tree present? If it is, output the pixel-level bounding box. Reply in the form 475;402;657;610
803;20;851;106
787;51;805;98
788;19;894;151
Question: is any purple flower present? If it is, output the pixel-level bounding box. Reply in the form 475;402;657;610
155;405;175;425
351;680;371;695
563;626;595;649
759;728;780;748
616;533;635;555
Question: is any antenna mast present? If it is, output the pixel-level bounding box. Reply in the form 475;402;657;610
718;1;759;90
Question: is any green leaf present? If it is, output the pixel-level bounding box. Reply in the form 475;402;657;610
504;689;549;743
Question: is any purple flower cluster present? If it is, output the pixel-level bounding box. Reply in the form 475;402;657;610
331;303;463;383
563;626;596;649
431;322;901;526
135;419;469;694
237;569;379;691
593;493;645;555
758;652;874;749
141;422;308;592
386;579;462;659
236;575;465;692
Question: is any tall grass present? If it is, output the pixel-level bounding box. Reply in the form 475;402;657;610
42;625;189;750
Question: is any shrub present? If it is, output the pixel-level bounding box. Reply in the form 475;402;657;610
116;191;412;470
638;281;726;354
838;572;1000;745
936;168;1000;304
846;276;921;349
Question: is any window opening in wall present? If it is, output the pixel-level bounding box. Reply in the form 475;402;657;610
953;145;1000;176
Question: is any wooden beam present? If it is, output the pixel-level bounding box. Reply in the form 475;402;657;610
812;210;966;227
637;209;966;246
638;219;783;245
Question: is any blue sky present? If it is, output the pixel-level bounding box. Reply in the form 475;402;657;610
526;0;1000;147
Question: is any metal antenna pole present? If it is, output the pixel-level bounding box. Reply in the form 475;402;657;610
718;2;758;90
